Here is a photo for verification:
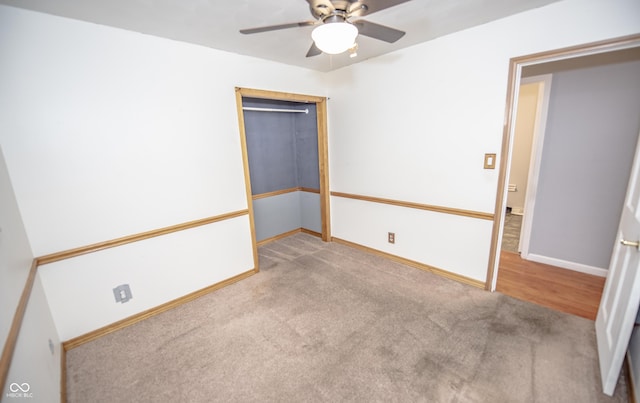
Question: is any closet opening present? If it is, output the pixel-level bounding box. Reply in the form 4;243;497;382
235;88;330;270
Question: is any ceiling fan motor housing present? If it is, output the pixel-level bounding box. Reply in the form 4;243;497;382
308;0;369;20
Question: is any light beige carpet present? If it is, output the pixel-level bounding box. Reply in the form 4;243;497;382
66;233;627;402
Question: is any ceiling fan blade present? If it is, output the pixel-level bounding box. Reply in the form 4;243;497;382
306;42;323;58
353;20;405;43
240;21;315;35
348;0;412;18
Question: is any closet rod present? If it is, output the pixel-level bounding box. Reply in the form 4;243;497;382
242;106;309;114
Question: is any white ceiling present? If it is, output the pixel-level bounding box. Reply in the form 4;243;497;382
0;0;563;72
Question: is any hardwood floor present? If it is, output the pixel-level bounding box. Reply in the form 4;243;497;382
496;251;606;320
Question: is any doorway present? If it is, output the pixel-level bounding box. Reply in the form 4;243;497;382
235;87;331;270
501;76;550;255
486;34;640;291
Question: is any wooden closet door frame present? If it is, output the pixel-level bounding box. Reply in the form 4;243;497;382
234;87;331;270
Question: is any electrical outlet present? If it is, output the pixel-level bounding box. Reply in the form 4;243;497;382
388;232;395;244
113;284;133;303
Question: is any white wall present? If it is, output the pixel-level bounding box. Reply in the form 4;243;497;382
0;5;326;257
326;0;640;282
0;147;33;357
3;274;61;403
0;4;326;340
1;147;59;401
39;215;253;341
331;197;493;281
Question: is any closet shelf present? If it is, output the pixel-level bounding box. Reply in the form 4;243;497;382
242;107;309;114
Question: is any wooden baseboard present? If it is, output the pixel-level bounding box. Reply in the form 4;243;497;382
331;237;484;289
256;228;303;247
63;269;256;351
300;228;322;238
524;253;607;277
627;351;637;403
60;344;67;403
257;228;322;247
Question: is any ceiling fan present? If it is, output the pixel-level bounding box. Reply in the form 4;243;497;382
240;0;410;57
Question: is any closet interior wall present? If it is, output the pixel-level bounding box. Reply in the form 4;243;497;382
243;98;320;242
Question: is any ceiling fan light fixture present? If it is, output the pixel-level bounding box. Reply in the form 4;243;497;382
348;43;358;58
311;21;358;55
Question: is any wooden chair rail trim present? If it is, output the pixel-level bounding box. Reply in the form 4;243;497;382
252;187;299;200
63;268;256;351
252;187;321;200
37;209;249;266
331;237;484;289
331;191;494;221
0;259;38;395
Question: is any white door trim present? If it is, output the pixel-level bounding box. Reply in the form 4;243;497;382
518;74;552;259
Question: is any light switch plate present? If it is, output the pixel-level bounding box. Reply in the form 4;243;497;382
484;153;496;169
